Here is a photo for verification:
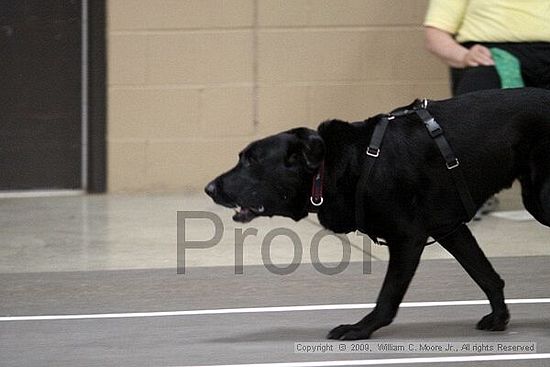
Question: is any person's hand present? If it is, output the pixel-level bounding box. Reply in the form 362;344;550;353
461;44;495;68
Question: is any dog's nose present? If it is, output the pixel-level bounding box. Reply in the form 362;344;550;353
205;181;217;197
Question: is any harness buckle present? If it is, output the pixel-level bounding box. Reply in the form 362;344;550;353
446;158;460;170
366;147;380;157
426;120;443;138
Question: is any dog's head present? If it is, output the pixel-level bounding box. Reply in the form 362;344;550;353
205;128;324;223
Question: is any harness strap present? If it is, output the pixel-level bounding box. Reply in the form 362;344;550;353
354;105;478;240
354;115;391;235
366;115;393;158
415;109;478;220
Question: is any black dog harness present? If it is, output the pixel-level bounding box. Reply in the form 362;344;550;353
354;99;477;241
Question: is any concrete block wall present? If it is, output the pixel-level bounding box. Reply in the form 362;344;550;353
107;0;450;192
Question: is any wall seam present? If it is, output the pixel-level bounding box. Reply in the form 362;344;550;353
252;0;259;132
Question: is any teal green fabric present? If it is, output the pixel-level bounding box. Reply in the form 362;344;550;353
490;48;525;88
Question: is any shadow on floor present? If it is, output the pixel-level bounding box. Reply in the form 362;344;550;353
207;319;550;343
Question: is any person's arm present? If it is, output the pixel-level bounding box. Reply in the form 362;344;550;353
424;26;494;68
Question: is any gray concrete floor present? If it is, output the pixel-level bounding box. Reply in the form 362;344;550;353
0;191;549;366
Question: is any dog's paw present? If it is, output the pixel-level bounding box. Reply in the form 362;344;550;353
476;311;510;331
327;324;372;340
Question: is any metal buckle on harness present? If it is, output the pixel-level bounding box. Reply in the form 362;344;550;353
446;158;460;170
366;147;380;157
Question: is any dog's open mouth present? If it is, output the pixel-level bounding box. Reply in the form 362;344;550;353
211;192;265;223
233;205;264;223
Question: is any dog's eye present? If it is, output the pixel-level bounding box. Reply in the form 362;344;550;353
249;156;260;167
240;154;258;167
285;153;299;167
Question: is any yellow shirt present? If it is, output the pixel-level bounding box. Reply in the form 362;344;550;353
424;0;550;43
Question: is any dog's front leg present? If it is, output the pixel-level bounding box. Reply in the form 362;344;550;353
327;238;425;340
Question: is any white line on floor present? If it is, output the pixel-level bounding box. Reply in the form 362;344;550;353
1;298;549;322
174;353;550;367
490;209;535;221
0;190;84;199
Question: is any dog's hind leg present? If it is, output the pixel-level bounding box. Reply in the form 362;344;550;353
437;224;510;331
540;181;550;225
520;156;550;227
519;140;550;226
327;237;425;340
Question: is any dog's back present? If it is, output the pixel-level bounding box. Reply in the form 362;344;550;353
423;87;550;226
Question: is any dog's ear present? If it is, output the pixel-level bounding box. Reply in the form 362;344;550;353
302;133;324;170
287;128;325;170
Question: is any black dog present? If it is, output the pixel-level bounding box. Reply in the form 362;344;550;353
205;87;550;340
